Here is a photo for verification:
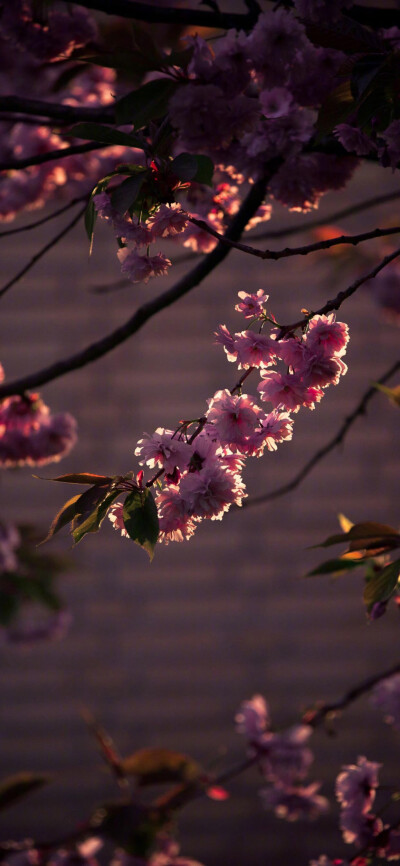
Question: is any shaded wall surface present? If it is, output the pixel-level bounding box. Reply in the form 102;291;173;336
0;162;399;866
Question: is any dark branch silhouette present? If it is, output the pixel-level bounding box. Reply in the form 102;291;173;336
64;0;260;28
0;96;114;124
0;142;109;172
0;173;272;398
187;218;400;261
0;197;87;239
0;203;88;300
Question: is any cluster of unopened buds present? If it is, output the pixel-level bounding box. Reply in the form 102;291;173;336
108;291;349;544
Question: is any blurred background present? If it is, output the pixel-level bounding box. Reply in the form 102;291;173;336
0;157;399;866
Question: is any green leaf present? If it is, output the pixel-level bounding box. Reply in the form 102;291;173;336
72;487;120;545
115;78;180;127
110;173;146;215
171;153;199;182
85;197;97;254
306;557;366;577
0;773;52;812
121;747;201;786
68;123;144;149
122;488;159;561
40;493;83;545
313;521;400;549
43;473;115;485
363;559;400;610
170;153;214;186
373;382;400;407
193;154;214;186
90;801;162;855
316;80;355;137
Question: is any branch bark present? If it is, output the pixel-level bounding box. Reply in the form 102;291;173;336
0;173;273;398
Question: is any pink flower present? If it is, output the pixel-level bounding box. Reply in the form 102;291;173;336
235;289;269;319
259;725;314;785
0;394;77;467
301;350;348;388
235;695;270;739
205;389;262;449
214;324;237;362
179;462;245;520
147;203;188;237
305;314;349;356
117;248;171;283
260;87;295;118
257;371;323;412
336;756;380;814
155;485;197;545
108;501;129;538
261;781;329;821
245;410;293;456
235;330;277;368
135;428;192;474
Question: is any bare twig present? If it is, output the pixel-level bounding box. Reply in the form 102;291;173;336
278;244;400;338
0;142;108;172
0;202;87;300
249;190;400;243
0;196;87;239
0;173;272;398
188;217;400;261
303;661;400;727
244;357;400;508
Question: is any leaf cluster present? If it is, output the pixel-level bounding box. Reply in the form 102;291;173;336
307;519;400;614
43;474;159;561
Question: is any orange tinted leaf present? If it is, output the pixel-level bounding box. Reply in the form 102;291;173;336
46;473;114;484
121;748;201;786
40;493;82;545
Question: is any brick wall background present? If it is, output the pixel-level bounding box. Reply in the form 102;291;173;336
0;161;399;866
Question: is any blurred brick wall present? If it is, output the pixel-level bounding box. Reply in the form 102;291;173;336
0;162;399;866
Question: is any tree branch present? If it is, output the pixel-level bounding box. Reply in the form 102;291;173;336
244;357;400;508
0;96;114;124
250;190;400;243
66;0;260;29
303;661;400;727
0;173;273;398
0;196;87;239
188;217;400;261
277;244;400;338
0;202;88;300
0;142;109;172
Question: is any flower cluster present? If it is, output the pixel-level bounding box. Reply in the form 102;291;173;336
336;756;382;847
0;388;77;468
235;694;329;821
108;292;348;545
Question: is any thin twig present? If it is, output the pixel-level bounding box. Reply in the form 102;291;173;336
0;142;108;172
277;245;400;337
244;357;400;508
0;172;273;398
0;202;87;300
188;217;400;261
0;196;87;239
303;661;400;727
249;190;400;243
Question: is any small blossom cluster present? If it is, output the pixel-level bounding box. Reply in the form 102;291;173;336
94;193;189;284
0;386;77;468
235;694;329;821
0;18;132;222
108;292;349;545
336;756;382;848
